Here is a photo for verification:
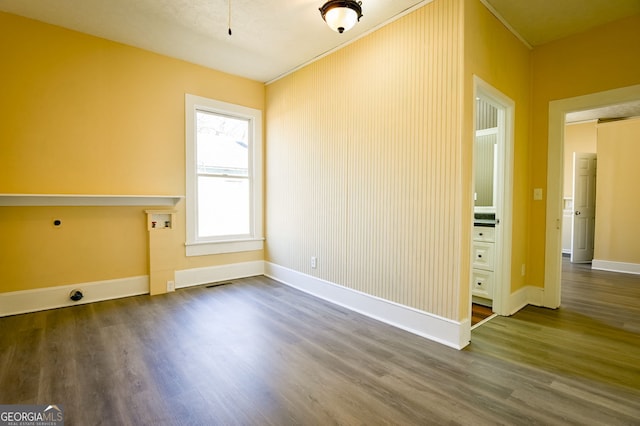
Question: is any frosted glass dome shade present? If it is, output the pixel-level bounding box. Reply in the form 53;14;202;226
319;1;363;34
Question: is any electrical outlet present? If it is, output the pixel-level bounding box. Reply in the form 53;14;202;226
533;188;543;200
311;256;317;269
521;264;526;276
167;280;176;292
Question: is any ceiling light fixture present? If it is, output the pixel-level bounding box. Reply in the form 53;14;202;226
319;0;363;34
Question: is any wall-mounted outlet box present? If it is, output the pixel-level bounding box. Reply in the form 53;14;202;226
533;188;543;200
145;210;176;231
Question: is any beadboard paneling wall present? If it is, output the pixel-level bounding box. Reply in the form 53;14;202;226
266;0;463;320
476;98;498;130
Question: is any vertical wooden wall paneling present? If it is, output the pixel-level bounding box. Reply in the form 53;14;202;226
265;0;463;319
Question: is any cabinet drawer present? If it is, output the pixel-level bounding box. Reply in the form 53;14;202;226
472;242;495;270
472;269;493;298
473;226;495;242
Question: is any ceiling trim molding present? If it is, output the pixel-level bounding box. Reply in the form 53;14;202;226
478;0;532;50
565;119;599;125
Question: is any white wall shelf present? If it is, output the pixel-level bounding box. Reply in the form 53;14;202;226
0;194;184;207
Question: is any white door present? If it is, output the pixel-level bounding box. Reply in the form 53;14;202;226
571;152;597;263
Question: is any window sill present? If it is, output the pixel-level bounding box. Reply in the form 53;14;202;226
185;238;264;256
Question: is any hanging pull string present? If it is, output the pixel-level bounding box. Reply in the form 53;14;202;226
228;0;232;35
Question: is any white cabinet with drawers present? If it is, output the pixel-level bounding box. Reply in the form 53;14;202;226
472;226;495;300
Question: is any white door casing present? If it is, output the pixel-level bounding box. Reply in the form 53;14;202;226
472;76;514;318
545;84;640;309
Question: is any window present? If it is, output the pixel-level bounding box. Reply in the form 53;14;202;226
185;94;263;256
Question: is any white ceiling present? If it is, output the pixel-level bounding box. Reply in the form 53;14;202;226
565;100;640;123
484;0;640;47
5;0;640;82
1;0;639;91
0;0;429;83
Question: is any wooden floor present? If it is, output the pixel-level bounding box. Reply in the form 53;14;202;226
471;303;493;326
1;260;639;425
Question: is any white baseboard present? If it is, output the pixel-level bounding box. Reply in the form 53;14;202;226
592;259;640;275
175;261;265;288
264;262;470;350
0;260;266;317
508;285;544;315
0;276;149;317
527;285;545;306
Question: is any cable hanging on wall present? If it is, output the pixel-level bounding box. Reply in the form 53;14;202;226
228;0;232;35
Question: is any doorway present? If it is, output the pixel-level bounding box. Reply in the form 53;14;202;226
472;77;514;321
544;84;640;308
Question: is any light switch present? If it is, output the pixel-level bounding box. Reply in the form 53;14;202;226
533;188;543;200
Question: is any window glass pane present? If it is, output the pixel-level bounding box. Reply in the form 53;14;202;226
196;110;249;177
197;176;250;237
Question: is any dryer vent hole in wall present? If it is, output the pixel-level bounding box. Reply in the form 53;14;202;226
70;289;84;301
206;281;233;289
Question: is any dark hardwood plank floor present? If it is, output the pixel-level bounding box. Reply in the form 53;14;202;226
1;259;639;425
471;303;493;326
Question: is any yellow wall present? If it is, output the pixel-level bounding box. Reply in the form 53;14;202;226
564;121;597;198
266;0;465;320
0;12;264;293
4;3;637;318
594;117;640;264
463;0;531;300
529;13;640;286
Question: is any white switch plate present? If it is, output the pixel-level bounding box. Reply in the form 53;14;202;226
533;188;543;200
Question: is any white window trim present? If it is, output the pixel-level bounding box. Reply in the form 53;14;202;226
185;94;264;256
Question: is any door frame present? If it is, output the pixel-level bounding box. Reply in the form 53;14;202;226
544;84;640;308
473;76;514;317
